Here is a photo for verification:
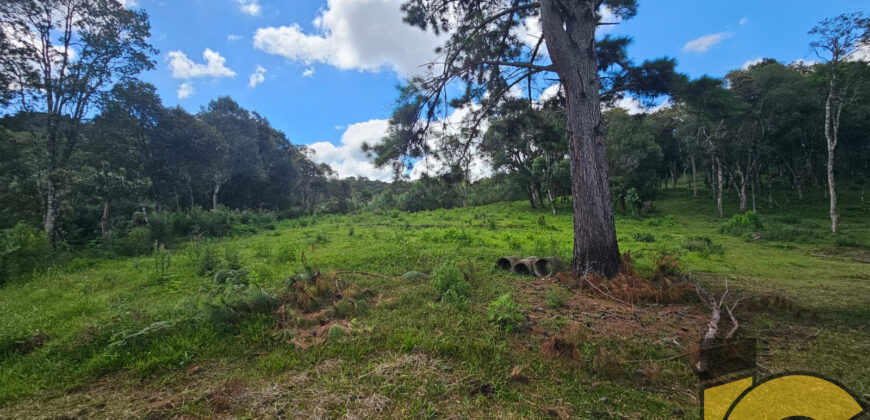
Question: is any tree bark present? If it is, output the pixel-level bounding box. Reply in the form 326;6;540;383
100;201;110;239
824;80;841;233
44;177;59;244
715;156;724;218
527;184;537;209
690;155;698;197
212;180;223;210
541;0;620;276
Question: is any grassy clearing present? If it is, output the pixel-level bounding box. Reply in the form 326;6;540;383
1;186;869;418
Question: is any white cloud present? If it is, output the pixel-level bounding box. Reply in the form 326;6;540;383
682;32;732;53
248;65;266;88
309;119;395;181
739;17;748;25
252;0;445;76
742;57;762;69
119;0;138;7
790;58;819;67
177;82;195;99
237;0;261;16
227;34;243;41
539;83;563;103
302;67;315;77
167;48;236;79
848;42;870;62
596;5;622;34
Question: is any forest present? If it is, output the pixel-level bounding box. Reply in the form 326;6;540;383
1;0;869;418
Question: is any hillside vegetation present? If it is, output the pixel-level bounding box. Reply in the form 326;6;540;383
1;187;868;418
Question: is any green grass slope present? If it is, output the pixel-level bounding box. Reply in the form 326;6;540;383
1;186;868;418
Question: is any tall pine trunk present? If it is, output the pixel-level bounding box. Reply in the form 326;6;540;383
541;0;620;276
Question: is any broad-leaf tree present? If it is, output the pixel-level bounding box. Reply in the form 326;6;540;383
808;12;869;233
0;0;157;244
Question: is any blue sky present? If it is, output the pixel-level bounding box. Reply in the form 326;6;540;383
132;0;867;180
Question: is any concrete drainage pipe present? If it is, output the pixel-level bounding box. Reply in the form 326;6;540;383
533;257;564;277
496;256;522;270
511;257;538;275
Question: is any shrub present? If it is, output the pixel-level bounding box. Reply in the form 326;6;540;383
680;236;724;257
720;211;763;237
487;293;525;331
431;262;471;303
189;243;220;276
275;242;298;263
115;227;153;256
0;223;50;283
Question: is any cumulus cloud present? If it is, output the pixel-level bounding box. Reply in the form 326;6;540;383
252;0;444;76
539;83;563;103
302;67;315;77
177;82;195;99
739;17;748;25
248;65;266;88
167;48;236;79
119;0;138;7
308;105;492;182
848;42;870;62
237;0;261;16
227;34;243;41
742;57;763;69
682;32;732;53
308;119;395;181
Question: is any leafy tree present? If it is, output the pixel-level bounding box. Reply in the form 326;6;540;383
369;0;681;276
604;109;663;213
199;97;265;210
0;0;157;244
808;12;870;232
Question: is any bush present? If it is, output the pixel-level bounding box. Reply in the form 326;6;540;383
275;242;298;263
115;227;153;256
431;262;471;303
487;293;525;331
680;236;724;257
0;223;50;283
720;211;763;237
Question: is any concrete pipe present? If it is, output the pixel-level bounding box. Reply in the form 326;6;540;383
533;257;564;277
511;257;538;276
496;256;522;270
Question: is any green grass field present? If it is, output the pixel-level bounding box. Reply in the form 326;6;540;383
1;186;869;419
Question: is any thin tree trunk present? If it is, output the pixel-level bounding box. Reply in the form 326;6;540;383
541;0;620;276
212;181;223;210
715;157;724;218
824;83;841;233
751;173;756;212
100;201;110;239
44;178;58;243
547;187;556;215
691;155;698;197
527;184;537;209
